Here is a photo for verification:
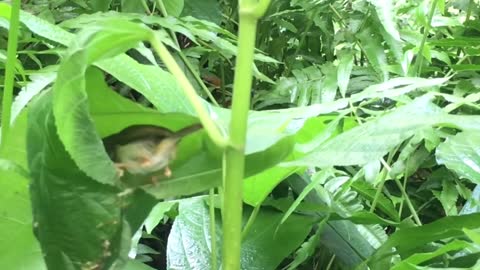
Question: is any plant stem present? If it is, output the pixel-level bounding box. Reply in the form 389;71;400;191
222;18;256;270
222;1;269;268
155;0;220;106
380;159;422;226
1;0;20;147
209;189;217;270
150;35;227;147
414;0;438;76
241;204;261;239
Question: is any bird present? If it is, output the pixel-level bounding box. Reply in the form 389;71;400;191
102;123;203;181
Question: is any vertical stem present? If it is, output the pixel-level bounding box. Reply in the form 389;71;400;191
222;13;257;270
209;189;218;270
1;0;20;146
150;36;227;147
414;0;438;76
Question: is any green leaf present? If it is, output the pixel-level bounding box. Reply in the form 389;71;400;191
464;229;480;244
285;95;480;168
461;185;480;214
278;169;333;231
429;37;480;47
121;0;146;13
0;3;74;44
391;240;474;270
357;26;388;80
163;0;184;17
182;0;222;25
125;259;156;270
166;197;313;270
0;158;29;179
27;91;130;269
451;64;480;71
337;52;354;97
52;19;153;184
243;165;298;207
243;115;347;207
144;201;178;234
96;54;195;115
320;63;338;103
286;219;327;270
352;181;399;221
366;0;401;41
87;0;112;12
241;101;347;154
0;111;46;270
284;97;438;167
432;180;459;216
436;131;480;184
11;68;56;123
352;77;448;101
330;211;399;226
369;213;480;267
288;174;379;268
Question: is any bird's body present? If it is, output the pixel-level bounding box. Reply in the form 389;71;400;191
103;124;202;178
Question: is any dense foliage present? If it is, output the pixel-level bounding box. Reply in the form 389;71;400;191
1;0;480;269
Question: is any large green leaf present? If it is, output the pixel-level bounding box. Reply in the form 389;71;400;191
436;131;480;184
0;111;46;270
285;95;480;168
95;53;195;115
27;91;130;269
0;2;74;44
166;197;313;270
242;115;347;207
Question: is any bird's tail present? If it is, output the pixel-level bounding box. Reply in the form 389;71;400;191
172;123;203;139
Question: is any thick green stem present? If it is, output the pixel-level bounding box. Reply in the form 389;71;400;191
223;148;246;269
1;0;20;146
222;2;265;268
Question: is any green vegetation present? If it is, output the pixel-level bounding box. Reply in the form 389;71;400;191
1;0;480;269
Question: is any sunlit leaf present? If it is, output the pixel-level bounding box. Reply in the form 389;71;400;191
337;52;354;97
285;95;480;168
366;0;401;41
436;131;480;184
0;112;46;270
